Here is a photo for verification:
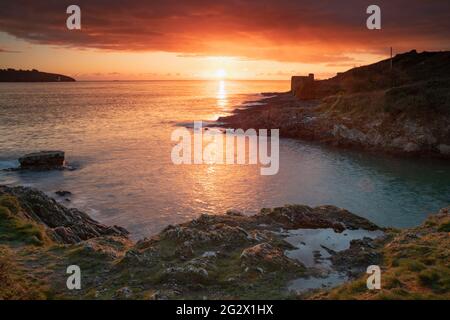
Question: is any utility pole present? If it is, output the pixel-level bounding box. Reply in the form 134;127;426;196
390;47;393;71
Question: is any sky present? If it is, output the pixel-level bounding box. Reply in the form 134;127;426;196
0;0;449;80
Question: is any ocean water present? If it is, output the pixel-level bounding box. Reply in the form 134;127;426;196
0;80;449;239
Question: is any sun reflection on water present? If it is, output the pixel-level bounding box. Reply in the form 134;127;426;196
216;80;227;109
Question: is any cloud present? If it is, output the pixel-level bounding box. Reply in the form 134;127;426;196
0;0;449;63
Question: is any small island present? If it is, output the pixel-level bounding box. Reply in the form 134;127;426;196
0;68;75;82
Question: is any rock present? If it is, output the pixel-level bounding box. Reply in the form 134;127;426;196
391;136;409;148
437;144;450;155
330;237;383;275
240;243;301;270
416;133;437;146
260;204;379;231
55;190;72;197
174;241;195;259
226;209;244;216
18;151;65;170
403;142;420;153
0;185;129;244
332;125;366;143
161;223;252;245
76;236;132;259
148;291;169;300
201;251;217;258
114;287;133;299
164;265;209;281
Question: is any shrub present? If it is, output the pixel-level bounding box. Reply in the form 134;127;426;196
418;269;441;290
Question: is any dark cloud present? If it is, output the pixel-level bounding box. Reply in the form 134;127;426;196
0;0;449;62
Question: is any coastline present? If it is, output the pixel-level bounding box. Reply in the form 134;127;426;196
1;184;448;300
217;91;450;159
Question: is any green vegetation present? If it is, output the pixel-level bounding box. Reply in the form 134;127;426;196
0;246;48;300
317;78;450;119
0;195;49;246
0;192;448;300
315;212;450;300
317;91;385;117
384;79;450;115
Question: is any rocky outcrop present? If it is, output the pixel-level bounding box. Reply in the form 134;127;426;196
0;185;128;244
221;51;450;159
219;92;450;159
240;243;301;271
18;151;65;170
259;205;379;231
1;185;448;300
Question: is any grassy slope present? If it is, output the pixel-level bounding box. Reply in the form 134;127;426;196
0;195;51;299
317;79;450;119
313;210;450;300
312;51;450;119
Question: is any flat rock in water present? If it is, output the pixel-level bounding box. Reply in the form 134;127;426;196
18;150;65;170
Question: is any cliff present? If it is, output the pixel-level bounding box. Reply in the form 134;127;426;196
0;69;75;82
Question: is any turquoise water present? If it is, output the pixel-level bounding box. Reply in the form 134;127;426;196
0;80;449;238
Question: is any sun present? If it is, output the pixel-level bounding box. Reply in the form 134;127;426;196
215;69;227;79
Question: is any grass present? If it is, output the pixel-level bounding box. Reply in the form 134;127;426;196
0;195;49;246
0;246;48;300
314;213;450;300
317;79;450;119
1;192;448;300
384;79;450;115
317;91;385;117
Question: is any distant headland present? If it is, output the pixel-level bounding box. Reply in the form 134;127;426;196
0;68;75;82
219;50;450;158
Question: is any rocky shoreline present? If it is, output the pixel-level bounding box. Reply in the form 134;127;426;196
218;92;450;159
0;185;448;299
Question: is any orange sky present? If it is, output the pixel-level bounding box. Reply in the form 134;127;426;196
1;1;449;80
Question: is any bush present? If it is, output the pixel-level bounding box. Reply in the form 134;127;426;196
418;269;441;290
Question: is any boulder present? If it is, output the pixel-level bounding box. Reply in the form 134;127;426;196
18;151;65;170
240;243;301;270
438;144;450;155
403;142;420;153
55;190;72;197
